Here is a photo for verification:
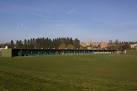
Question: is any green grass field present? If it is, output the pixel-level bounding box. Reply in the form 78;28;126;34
0;55;137;91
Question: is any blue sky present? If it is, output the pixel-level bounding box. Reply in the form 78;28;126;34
0;0;137;42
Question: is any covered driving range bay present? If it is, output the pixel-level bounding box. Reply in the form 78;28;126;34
11;49;122;57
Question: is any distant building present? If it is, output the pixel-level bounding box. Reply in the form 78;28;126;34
99;42;108;49
80;41;108;49
87;46;92;50
80;42;90;47
90;42;100;48
80;42;91;49
130;44;137;49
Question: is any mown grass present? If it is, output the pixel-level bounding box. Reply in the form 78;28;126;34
0;55;137;91
127;50;137;55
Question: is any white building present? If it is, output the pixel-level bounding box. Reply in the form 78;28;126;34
130;44;137;49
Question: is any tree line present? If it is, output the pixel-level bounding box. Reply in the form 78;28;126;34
107;40;136;50
0;38;137;50
0;37;80;49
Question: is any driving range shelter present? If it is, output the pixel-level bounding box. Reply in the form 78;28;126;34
11;48;122;57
